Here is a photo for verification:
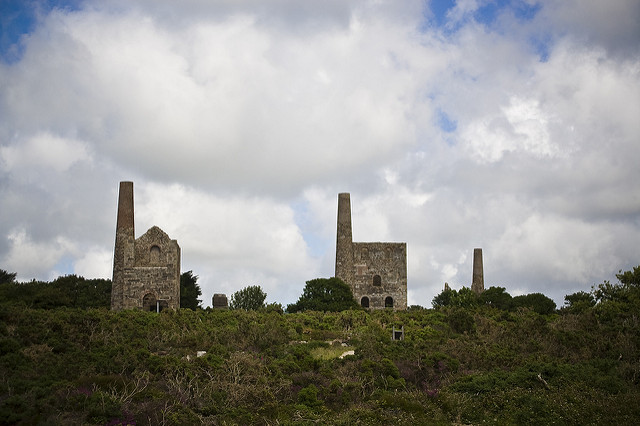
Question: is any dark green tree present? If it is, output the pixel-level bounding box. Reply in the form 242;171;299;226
616;265;640;286
229;285;266;310
50;275;111;309
591;265;640;320
432;288;454;308
479;286;513;310
454;287;480;308
180;270;203;310
286;277;359;313
0;274;111;309
447;307;476;334
562;291;595;313
432;287;479;309
592;266;640;303
512;293;556;315
0;269;17;284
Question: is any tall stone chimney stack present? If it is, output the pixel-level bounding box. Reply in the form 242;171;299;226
335;193;354;285
471;248;484;295
116;181;135;237
111;181;135;309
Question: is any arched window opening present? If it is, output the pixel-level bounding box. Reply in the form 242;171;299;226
373;275;382;286
142;293;157;311
385;296;394;308
150;245;161;264
361;296;370;308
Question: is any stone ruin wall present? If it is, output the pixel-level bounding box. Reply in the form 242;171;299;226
335;193;408;310
212;294;228;309
130;226;181;311
351;242;408;310
111;182;180;311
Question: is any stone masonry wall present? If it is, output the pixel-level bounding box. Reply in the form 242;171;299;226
352;242;407;310
111;182;180;311
335;193;408;310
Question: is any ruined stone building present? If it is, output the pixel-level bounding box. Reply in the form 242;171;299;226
111;181;181;311
335;193;407;310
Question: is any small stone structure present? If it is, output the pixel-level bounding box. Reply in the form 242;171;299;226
335;193;407;310
212;294;228;309
392;325;405;341
471;248;484;295
111;181;181;311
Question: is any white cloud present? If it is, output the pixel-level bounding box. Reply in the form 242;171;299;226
445;0;481;27
74;247;113;279
0;132;91;173
1;5;428;193
131;182;321;306
2;228;75;281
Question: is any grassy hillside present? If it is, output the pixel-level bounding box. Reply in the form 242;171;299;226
1;301;638;425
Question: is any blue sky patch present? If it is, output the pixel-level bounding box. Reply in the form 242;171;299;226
424;0;541;33
530;33;552;62
436;109;457;133
0;0;83;63
474;0;541;27
428;0;457;28
291;200;329;258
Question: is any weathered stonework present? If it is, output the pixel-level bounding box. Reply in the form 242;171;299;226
111;182;180;311
335;193;407;310
471;248;484;295
212;294;228;309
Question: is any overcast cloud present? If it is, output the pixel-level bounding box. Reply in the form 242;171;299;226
1;0;639;308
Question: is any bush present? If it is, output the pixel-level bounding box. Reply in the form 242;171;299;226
447;308;476;334
432;287;479;309
480;286;513;310
287;278;359;313
229;285;267;311
297;384;323;408
512;293;556;315
562;291;595;314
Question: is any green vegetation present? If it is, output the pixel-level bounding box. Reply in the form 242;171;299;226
0;273;111;309
0;269;17;284
433;285;557;314
180;270;203;310
229;285;267;311
287;277;360;313
0;267;638;424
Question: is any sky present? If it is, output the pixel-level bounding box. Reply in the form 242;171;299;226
1;0;639;308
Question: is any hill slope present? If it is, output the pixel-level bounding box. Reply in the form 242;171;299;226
1;303;638;424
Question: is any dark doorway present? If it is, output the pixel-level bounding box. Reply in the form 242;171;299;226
142;293;157;311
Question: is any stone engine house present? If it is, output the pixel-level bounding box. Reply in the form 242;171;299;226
111;181;181;311
335;193;407;310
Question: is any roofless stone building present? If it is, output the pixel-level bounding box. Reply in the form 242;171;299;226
335;193;407;310
111;181;181;311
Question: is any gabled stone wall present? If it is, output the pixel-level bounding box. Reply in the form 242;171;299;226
111;182;180;311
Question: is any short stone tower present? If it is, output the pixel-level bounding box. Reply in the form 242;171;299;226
111;181;181;311
471;248;484;295
335;193;407;310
